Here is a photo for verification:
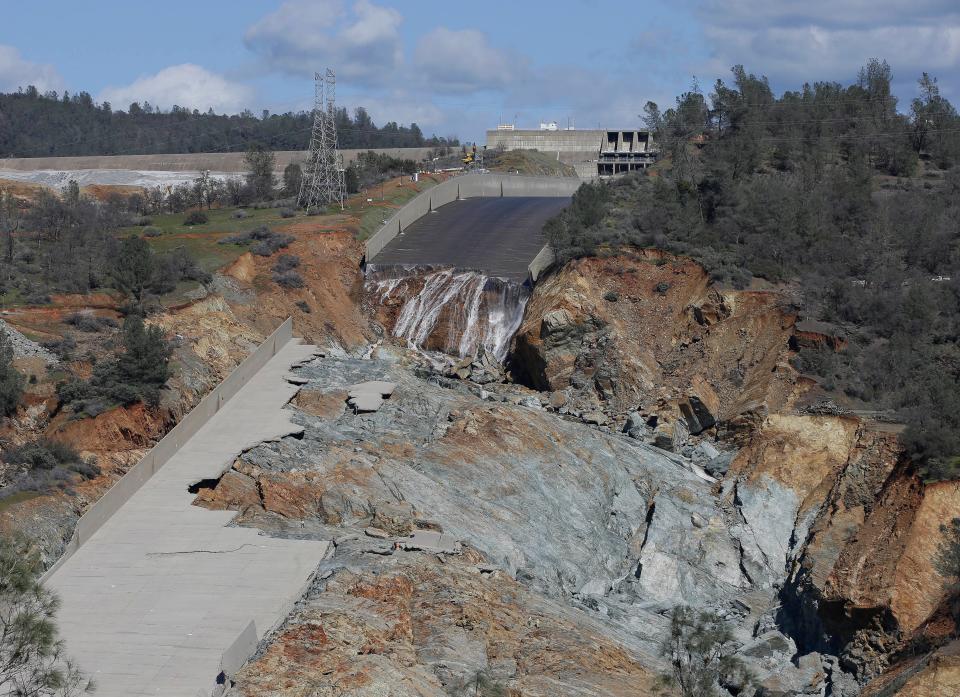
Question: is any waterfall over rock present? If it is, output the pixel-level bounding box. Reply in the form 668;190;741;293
365;266;530;360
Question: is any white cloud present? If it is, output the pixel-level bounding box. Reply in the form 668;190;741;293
98;64;253;113
349;92;445;130
244;0;403;86
0;45;64;93
413;28;520;94
696;1;960;96
703;0;959;30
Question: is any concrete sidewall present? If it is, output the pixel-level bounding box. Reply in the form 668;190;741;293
365;173;582;261
40;318;295;584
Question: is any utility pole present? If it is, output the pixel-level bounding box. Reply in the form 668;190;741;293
297;68;345;213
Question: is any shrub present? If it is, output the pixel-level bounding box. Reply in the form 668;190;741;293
135;216;152;226
273;270;304;288
58;316;172;412
603;290;620;302
151;248;212;294
232;209;250;219
183;210;208;226
220;225;293;254
42;335;76;361
4;438;86;473
65;312;118;333
279;207;295;218
252;234;294;256
654;282;670;295
272;254;300;274
142;226;162;237
660;605;752;696
295;300;311;313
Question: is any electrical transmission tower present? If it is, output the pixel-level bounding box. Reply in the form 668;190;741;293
298;68;345;212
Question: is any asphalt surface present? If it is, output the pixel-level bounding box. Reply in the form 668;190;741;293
371;196;571;280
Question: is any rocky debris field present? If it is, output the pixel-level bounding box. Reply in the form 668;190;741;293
187;348;878;696
0;317;57;362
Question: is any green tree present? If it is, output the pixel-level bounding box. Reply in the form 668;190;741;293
107;237;155;310
113;315;171;407
344;164;360;194
281;163;302;198
659;606;751;697
0;188;21;268
0;331;24;417
244;146;276;201
0;535;92;695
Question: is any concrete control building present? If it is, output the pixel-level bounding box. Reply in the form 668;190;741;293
485;126;657;178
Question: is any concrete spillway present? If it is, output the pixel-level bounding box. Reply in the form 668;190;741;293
43;334;329;696
371;196;570;282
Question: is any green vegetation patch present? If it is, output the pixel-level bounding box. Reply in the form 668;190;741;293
354;177;439;242
546;61;960;480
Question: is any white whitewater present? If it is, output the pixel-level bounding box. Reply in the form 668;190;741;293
366;266;530;361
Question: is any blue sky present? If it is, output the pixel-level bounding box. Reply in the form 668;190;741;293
1;1;959;143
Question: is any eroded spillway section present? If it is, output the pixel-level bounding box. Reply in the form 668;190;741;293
366;265;529;361
371;196;570;282
43;340;329;697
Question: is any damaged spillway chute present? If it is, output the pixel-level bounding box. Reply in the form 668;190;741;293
365;265;530;361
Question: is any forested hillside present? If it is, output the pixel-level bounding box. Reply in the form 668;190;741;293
0;86;457;157
546;60;960;479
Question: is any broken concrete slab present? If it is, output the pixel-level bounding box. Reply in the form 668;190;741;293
348;392;384;413
349;380;397;398
347;380;398;413
398;530;461;554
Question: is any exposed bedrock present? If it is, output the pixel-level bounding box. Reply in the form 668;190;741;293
202;351;860;695
198;247;959;695
503;249;960;691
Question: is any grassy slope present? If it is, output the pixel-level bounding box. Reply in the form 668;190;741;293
347;174;442;241
485;149;576;177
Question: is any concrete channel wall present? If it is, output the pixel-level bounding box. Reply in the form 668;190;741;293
41;318;294;584
365;173;582;265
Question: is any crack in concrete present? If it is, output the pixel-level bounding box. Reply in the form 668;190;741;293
146;544;260;556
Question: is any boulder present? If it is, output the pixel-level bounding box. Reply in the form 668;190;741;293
541;308;574;335
622;411;650;440
548;391;568;410
705;451;736;477
696;440;720;460
582;411;608;426
372;500;415;536
679;395;717;434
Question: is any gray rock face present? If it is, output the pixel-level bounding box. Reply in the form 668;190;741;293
234;353;857;695
706;450;736;477
731;476;800;589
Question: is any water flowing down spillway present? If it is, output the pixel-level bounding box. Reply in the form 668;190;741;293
365;266;530;361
